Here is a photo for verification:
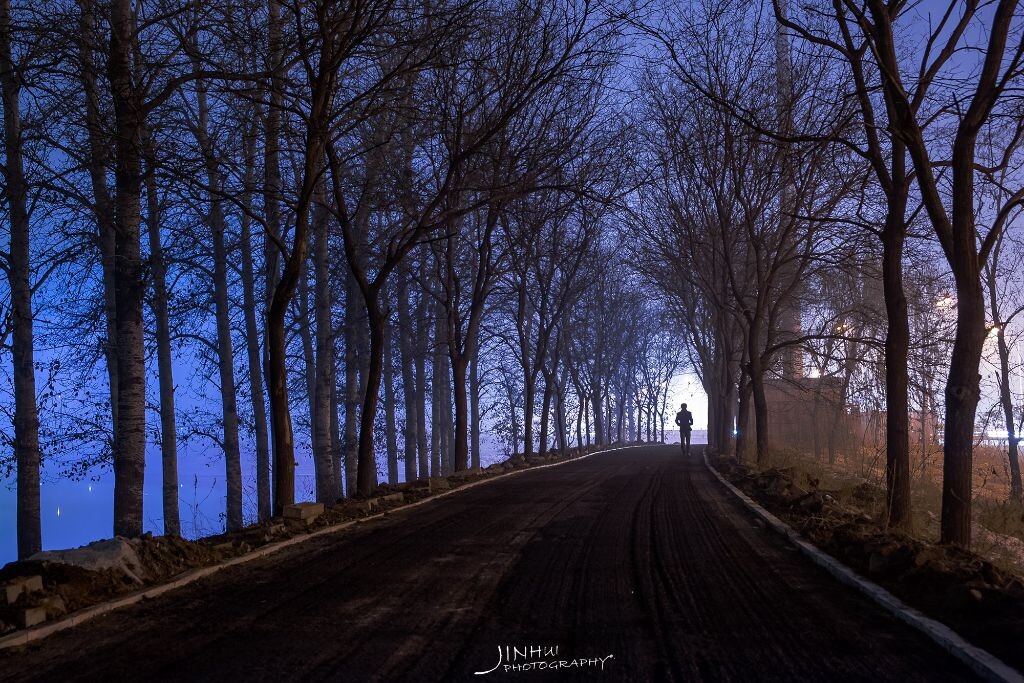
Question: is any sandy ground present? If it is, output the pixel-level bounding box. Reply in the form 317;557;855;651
0;445;978;681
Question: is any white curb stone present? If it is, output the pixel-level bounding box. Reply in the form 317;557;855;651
703;450;1023;683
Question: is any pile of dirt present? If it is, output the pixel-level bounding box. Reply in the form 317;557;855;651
711;453;1024;671
0;559;129;633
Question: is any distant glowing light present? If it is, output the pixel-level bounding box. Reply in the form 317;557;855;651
808;368;822;378
56;507;61;518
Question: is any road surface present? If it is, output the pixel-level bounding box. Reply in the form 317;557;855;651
1;445;978;681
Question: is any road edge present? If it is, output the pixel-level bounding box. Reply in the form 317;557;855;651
702;450;1023;683
0;443;639;652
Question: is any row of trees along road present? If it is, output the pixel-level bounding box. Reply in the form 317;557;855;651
5;0;1024;557
1;0;694;560
634;0;1024;548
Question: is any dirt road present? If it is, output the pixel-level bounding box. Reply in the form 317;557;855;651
0;445;979;681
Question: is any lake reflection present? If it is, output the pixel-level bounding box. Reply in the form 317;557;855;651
0;445;319;566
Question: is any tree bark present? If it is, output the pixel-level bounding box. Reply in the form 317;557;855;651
746;319;769;467
300;268;318;459
263;0;284;511
996;326;1022;502
397;272;418;482
108;0;147;537
195;72;243;532
882;190;912;528
384;312;399;484
1;0;42;557
591;380;604;446
355;300;386;495
141;130;179;536
736;369;752;462
266;60;334;515
432;300;446;475
343;274;363;495
312;196;339;502
986;254;1023;501
539;375;553;454
78;0;119;440
414;287;429;477
330;373;343;495
240;125;271;521
470;343;481;470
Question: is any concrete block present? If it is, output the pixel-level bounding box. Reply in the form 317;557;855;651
263;523;286;540
20;607;46;629
40;595;67;618
349;500;373;514
3;584;21;605
3;576;43;605
282;502;325;522
428;477;450;491
19;576;43;594
380;492;404;504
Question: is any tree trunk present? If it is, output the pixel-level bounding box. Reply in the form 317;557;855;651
384;313;399;484
882;201;912;528
539;376;553;454
263;0;284;511
355;301;386;496
507;379;521;457
576;391;584;448
1;0;41;557
470;345;481;470
432;300;446;475
442;353;453;474
591;381;604;446
397;273;418;482
195;74;243;532
941;272;986;546
312;197;339;502
109;0;147;537
556;366;570;453
996;326;1023;501
266;125;331;515
414;289;429;477
300;268;318;457
212;212;243;531
142;132;179;536
78;0;119;440
452;350;471;473
267;291;295;514
343;266;364;496
746;318;770;467
240;126;271;521
451;356;469;471
736;370;752;462
331;376;343;495
706;382;720;453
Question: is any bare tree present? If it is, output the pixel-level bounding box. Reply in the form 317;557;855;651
1;0;42;557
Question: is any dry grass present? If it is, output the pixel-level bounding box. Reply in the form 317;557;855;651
754;443;1024;577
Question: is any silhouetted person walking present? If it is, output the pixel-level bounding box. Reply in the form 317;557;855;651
675;403;694;455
